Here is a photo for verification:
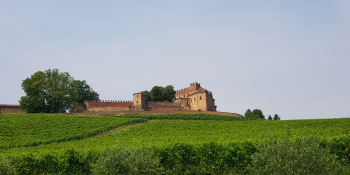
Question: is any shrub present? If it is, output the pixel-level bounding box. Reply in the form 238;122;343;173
91;147;160;175
247;135;346;175
0;157;16;175
12;150;90;175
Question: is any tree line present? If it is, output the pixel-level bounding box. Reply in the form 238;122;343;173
245;109;281;120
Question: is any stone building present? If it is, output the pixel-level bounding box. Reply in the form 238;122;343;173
174;82;216;111
84;82;216;112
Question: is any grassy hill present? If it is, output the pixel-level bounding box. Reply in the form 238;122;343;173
0;113;349;174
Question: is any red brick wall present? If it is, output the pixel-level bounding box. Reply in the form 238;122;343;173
86;102;134;108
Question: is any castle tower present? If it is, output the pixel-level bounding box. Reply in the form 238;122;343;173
133;92;145;111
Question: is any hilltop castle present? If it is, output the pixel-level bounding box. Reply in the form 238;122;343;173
84;82;217;112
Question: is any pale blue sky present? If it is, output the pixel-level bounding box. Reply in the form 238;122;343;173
1;1;349;119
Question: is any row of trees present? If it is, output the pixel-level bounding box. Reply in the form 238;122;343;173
20;69;99;113
142;85;176;102
245;109;281;120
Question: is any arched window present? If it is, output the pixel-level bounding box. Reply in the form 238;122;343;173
194;98;196;101
200;96;202;100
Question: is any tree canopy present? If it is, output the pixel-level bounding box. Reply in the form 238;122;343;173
273;114;281;120
244;109;265;119
142;85;176;102
19;69;99;113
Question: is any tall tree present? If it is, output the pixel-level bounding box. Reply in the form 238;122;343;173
273;114;280;120
268;115;272;120
150;86;163;101
245;109;252;118
162;85;176;102
20;69;98;113
142;90;151;101
252;109;265;120
71;80;99;103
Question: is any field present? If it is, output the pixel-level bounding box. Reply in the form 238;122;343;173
0;114;145;149
1;113;350;174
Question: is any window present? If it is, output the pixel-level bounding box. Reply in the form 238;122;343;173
136;101;138;104
194;98;196;101
200;96;202;100
184;95;185;98
137;95;139;97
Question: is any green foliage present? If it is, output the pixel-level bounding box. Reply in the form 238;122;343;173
268;115;272;120
19;69;99;113
0;114;145;149
92;147;160;175
1;114;350;174
248;135;346;175
273;113;281;120
146;85;176;102
244;109;252;118
0;157;16;175
162;85;176;102
2;117;350;159
12;149;90;175
155;142;256;174
252;109;265;119
245;109;265;119
142;90;151;101
71;80;99;104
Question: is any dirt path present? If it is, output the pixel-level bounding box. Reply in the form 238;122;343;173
92;122;146;138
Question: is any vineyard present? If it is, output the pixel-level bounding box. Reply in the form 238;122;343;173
1;113;350;174
0;114;145;149
102;113;251;121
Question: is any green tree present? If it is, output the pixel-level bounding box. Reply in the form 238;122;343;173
71;80;99;103
245;109;265;119
245;109;252;118
273;114;280;120
162;85;176;102
268;115;272;120
148;85;176;102
252;109;265;119
150;86;163;101
20;69;98;113
142;90;151;101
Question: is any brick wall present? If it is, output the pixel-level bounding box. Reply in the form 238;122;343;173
0;107;25;114
145;101;182;111
84;101;134;112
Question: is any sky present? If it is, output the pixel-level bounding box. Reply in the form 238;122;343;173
1;1;349;120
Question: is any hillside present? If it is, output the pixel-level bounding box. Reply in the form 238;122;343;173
0;113;349;174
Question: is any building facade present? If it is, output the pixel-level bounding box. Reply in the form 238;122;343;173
174;82;216;111
84;82;216;112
